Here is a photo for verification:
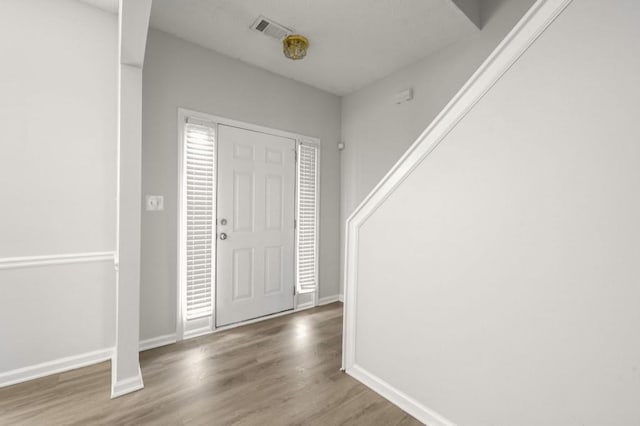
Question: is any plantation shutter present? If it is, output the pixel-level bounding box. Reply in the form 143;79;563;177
184;120;216;320
296;143;319;294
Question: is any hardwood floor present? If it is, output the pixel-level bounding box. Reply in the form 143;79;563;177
0;303;421;425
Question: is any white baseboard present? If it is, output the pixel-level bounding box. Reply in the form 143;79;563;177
294;301;315;311
0;347;114;389
348;364;456;426
111;365;144;399
139;333;177;352
184;326;214;340
339;293;344;303
0;332;177;390
318;294;342;305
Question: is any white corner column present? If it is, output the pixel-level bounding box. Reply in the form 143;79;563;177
112;0;152;399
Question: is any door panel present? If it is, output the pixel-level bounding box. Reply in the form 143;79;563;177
233;172;254;232
264;246;283;294
265;175;283;230
216;125;295;326
232;248;253;300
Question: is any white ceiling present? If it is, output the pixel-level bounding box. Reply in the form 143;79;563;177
149;0;480;95
78;0;480;95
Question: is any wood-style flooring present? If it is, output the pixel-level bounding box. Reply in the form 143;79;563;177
0;303;421;425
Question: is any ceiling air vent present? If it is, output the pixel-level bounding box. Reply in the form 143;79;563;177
251;15;291;41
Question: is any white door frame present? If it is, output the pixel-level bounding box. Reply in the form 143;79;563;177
176;108;321;341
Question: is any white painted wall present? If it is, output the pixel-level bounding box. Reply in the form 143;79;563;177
141;30;341;340
353;0;640;424
0;0;117;374
111;0;153;398
340;0;536;294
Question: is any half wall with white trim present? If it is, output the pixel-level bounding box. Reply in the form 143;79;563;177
0;0;118;382
343;0;640;424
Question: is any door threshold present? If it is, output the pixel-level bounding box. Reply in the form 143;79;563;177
214;309;291;333
188;306;315;340
182;303;316;342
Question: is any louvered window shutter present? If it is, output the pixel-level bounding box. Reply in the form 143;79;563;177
296;143;319;294
184;121;216;320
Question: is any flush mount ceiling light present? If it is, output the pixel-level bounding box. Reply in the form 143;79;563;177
283;35;309;60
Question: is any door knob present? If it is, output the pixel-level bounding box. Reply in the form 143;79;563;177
220;232;228;240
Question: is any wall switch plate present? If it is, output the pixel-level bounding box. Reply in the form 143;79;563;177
145;195;164;211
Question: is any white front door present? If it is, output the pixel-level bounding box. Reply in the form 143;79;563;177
216;124;296;327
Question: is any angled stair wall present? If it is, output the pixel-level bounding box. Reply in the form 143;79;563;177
342;0;640;424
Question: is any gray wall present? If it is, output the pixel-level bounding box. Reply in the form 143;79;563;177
340;0;536;294
141;30;342;340
354;0;640;424
0;0;117;374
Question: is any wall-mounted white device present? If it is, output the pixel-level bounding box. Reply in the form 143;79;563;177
395;88;414;104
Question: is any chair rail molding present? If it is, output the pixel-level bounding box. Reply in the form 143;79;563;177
341;0;574;424
0;251;116;271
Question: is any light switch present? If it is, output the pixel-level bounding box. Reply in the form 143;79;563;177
145;195;164;211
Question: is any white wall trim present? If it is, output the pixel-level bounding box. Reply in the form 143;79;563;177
0;251;116;271
318;295;342;306
139;333;177;352
111;365;144;399
0;348;113;389
341;0;574;409
295;290;319;310
1;333;177;390
178;108;321;145
184;326;215;340
349;364;456;426
294;301;315;311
